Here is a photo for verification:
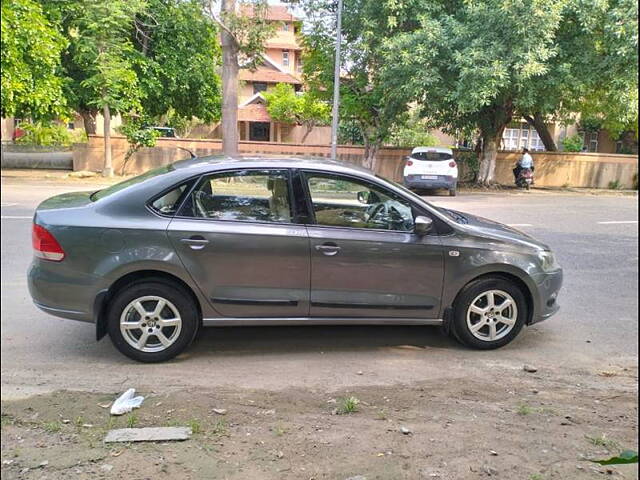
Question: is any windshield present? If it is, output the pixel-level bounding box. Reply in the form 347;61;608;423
411;151;453;161
90;165;175;201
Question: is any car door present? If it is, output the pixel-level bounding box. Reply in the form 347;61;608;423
166;168;310;318
302;171;445;319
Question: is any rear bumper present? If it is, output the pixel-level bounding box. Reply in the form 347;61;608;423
529;268;563;325
404;175;457;190
28;260;97;323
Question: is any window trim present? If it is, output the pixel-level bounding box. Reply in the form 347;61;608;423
300;170;423;234
169;167;301;226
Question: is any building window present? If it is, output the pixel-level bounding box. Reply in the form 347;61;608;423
282;22;289;31
502;123;545;151
297;56;303;73
253;82;268;94
67;122;75;129
282;50;289;67
588;131;598;152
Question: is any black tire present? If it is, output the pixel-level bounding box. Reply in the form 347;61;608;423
107;280;200;362
450;277;527;350
449;188;457;197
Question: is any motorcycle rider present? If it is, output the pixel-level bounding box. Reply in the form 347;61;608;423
513;148;534;184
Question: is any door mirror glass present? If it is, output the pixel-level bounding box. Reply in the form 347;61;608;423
414;216;433;235
356;191;370;204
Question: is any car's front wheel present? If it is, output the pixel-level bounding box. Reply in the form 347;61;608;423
451;277;527;349
107;280;199;362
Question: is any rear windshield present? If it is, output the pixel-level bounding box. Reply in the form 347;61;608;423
411;151;453;161
90;165;175;201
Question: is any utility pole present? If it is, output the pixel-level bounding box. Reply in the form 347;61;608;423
330;0;343;161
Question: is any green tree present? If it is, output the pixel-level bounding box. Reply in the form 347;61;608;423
70;0;146;176
135;0;222;125
204;0;275;155
518;0;638;150
383;0;568;184
1;0;67;120
301;0;417;170
263;83;330;143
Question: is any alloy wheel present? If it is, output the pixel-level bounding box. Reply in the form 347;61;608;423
120;295;182;353
466;289;518;341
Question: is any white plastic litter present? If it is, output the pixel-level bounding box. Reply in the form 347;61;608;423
110;388;145;416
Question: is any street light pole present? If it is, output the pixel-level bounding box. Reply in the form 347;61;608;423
330;0;343;161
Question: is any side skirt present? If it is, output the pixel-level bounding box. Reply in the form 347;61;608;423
202;317;443;327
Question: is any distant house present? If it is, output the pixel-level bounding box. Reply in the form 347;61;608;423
230;5;330;144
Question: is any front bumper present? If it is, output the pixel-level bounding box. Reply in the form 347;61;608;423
404;175;457;190
529;268;563;325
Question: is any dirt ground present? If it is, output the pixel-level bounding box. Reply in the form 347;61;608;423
1;365;637;480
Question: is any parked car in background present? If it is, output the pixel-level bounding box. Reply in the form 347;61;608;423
403;146;458;196
149;126;178;138
28;156;562;362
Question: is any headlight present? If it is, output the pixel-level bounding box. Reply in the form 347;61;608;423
538;251;560;272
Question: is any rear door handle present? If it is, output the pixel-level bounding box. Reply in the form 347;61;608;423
315;243;341;256
180;236;209;250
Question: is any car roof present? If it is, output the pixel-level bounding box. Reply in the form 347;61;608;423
171;154;377;177
411;146;452;154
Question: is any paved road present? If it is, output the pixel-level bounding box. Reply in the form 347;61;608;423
1;178;638;399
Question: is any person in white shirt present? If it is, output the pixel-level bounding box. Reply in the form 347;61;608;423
513;148;534;183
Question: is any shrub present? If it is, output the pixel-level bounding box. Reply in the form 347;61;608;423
15;121;76;146
561;134;584;152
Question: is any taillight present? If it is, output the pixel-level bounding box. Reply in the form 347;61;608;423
449;160;457;168
32;224;65;261
407;160;414;166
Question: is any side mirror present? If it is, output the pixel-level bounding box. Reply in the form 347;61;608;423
356;191;370;204
414;216;433;236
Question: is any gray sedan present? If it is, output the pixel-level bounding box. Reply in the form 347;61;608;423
28;156;563;362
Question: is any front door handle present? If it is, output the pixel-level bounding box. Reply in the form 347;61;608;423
180;236;209;250
315;243;341;256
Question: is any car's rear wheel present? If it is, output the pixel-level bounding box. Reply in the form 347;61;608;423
449;188;457;196
107;280;199;362
451;277;527;349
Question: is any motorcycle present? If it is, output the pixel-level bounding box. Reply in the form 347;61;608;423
516;167;534;190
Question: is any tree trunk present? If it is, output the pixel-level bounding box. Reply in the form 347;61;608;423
300;124;313;144
362;140;380;172
477;132;499;184
103;104;113;177
220;0;239;156
524;113;557;151
80;109;97;135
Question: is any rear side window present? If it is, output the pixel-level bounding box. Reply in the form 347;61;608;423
150;183;191;216
179;169;293;224
411;151;453;161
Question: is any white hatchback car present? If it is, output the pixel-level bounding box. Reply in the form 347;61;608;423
403;146;458;196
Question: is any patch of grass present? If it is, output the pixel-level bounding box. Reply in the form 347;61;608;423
187;418;202;434
272;424;287;437
1;413;15;428
337;396;360;415
375;409;388;421
211;419;228;436
530;474;544;480
517;403;534;416
126;414;138;428
74;416;85;427
516;403;554;416
586;434;621;451
43;421;61;433
608;180;622;190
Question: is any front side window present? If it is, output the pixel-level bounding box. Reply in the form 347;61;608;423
282;50;289;67
179;170;293;224
304;173;414;232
